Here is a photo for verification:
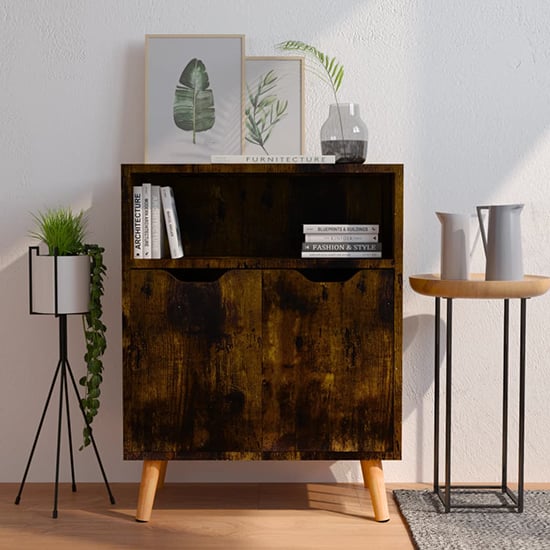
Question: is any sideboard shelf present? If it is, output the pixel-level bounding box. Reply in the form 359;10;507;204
121;163;403;522
129;257;399;270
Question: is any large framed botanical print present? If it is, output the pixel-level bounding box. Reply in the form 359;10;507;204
145;34;244;163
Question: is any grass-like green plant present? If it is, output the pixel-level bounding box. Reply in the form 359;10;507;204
245;70;288;154
276;40;344;105
30;208;87;256
30;207;107;450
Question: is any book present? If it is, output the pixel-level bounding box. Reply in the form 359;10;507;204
302;242;382;252
141;183;152;259
304;233;378;243
210;155;336;164
301;251;382;258
150;185;165;259
160;186;184;259
132;186;143;259
303;223;379;233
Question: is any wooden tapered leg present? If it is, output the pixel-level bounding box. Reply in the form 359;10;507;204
136;460;166;522
360;459;390;522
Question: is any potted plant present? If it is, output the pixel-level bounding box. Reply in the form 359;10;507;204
29;207;107;449
277;40;368;163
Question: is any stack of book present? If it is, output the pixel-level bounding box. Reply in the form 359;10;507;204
301;224;382;258
133;184;184;259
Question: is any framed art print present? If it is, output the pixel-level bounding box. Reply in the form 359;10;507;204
244;56;304;155
145;34;244;163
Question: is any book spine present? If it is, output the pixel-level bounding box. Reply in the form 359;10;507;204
304;233;378;243
301;251;382;258
150;185;163;259
160;186;184;259
302;242;382;252
133;186;143;259
303;224;379;233
142;183;152;259
210;155;336;164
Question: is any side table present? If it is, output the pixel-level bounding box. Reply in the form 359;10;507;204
410;274;550;512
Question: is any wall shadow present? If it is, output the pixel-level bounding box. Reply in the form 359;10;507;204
403;312;447;480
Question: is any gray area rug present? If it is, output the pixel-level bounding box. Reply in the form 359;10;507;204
393;489;550;550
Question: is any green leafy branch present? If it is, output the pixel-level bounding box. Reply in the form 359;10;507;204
276;40;344;105
245;70;288;155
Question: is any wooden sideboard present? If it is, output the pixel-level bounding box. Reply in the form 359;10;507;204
121;163;403;522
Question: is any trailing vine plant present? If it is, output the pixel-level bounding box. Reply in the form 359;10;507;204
30;208;107;450
79;243;107;450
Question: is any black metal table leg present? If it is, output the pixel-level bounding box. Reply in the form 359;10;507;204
518;298;527;512
433;297;440;494
433;297;453;512
444;298;453;513
502;299;510;492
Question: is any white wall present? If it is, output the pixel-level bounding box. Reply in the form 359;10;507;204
2;0;550;484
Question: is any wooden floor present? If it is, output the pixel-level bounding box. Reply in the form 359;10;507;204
0;482;421;549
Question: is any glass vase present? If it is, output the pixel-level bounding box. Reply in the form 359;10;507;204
320;103;368;164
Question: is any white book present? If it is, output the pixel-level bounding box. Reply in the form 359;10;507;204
150;185;165;259
303;223;379;233
304;233;378;243
211;155;336;164
142;183;152;259
132;186;143;259
301;251;382;258
160;186;184;259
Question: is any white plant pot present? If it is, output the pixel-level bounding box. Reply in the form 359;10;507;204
31;253;91;314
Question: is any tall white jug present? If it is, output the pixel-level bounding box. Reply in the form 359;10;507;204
436;212;471;280
476;204;524;281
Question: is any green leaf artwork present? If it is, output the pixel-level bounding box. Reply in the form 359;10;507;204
245;70;288;155
173;58;215;144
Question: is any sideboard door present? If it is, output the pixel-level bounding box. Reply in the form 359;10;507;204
123;269;263;459
261;269;398;459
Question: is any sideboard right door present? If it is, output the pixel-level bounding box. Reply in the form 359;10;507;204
261;268;398;459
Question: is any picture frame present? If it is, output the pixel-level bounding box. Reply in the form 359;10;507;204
244;56;304;155
145;34;245;163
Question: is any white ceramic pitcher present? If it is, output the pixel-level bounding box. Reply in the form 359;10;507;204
476;204;524;281
436;212;472;280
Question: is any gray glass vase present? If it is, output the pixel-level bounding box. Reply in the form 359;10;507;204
320;102;368;164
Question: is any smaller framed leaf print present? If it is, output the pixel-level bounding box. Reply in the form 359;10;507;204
145;34;244;163
244;56;304;155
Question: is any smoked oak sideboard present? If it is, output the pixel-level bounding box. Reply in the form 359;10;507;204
121;163;403;522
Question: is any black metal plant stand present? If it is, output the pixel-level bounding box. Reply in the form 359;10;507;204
16;247;115;518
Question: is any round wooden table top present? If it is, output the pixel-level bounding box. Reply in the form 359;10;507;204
409;273;550;299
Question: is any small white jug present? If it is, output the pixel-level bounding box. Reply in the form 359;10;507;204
436;212;472;280
476;204;524;281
